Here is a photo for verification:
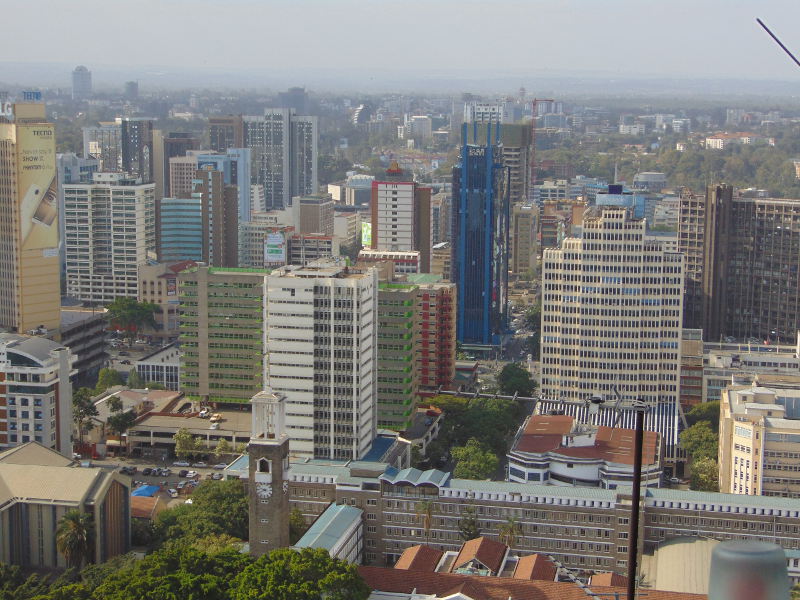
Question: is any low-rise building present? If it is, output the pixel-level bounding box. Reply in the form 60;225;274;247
135;343;180;390
506;415;662;489
58;307;107;385
0;442;130;568
359;249;421;274
293;502;363;563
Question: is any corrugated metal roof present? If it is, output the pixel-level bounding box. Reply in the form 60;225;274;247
293;503;362;551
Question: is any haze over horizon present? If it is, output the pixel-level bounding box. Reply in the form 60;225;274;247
4;0;800;94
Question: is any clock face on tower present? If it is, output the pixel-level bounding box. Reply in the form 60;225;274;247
256;482;273;499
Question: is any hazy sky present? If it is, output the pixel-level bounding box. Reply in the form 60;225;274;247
6;0;800;81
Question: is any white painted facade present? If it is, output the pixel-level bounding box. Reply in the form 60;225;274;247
375;181;415;251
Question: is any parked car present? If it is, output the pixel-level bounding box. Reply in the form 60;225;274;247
142;468;152;476
178;469;188;478
186;471;198;479
192;462;208;468
198;409;210;418
173;461;190;467
211;472;223;480
118;350;129;356
161;468;171;477
168;489;179;498
176;481;186;490
669;477;681;485
209;423;220;430
212;463;227;470
120;359;131;365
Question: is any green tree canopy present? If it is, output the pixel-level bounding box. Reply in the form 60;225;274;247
686;400;720;432
689;457;720;492
105;297;159;343
173;428;203;460
229;548;370;600
458;505;481;541
106;411;136;439
126;369;145;389
451;438;499;480
680;421;718;461
72;388;98;446
95;368;124;394
55;510;94;569
289;508;308;545
496;363;535;397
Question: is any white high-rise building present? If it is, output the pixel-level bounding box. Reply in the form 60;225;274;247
63;173;156;303
244;109;318;211
265;260;377;460
540;207;684;456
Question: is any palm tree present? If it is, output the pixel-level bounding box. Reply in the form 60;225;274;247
56;510;95;569
498;516;521;548
415;499;435;544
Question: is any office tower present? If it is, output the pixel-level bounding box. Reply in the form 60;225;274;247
677;189;705;329
62;173;156;303
120;117;154;182
376;283;420;429
430;242;452;281
124;81;138;100
287;233;339;266
178;265;267;405
198;148;252;223
138;261;196;343
154;131;199;198
511;204;538;277
265;261;378;460
192;167;239;268
463;101;509;124
370;162;432;272
238;223;290;268
293;193;334;235
406;274;457;390
0;103;61;333
208;115;244;153
277;86;309;114
345;174;373;206
82;121;122;172
56;153;99;274
702;185;800;343
540;207;684;457
159;197;203;262
477;123;531;204
430;192;451;245
71;66;92;100
719;380;800;497
0;333;73;456
244;109;318;210
168;151;202;199
451;122;510;349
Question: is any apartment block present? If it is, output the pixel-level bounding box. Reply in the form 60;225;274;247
719;381;800;497
511;204;538;276
0;334;74;457
541;207;684;457
63;173;156;304
408;275;457;391
178;266;267;405
192;167;239;268
138;261;197;342
293;193;334;235
265;261;378;460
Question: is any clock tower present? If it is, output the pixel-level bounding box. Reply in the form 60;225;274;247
247;389;290;556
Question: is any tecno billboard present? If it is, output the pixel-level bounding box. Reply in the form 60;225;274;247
17;123;57;254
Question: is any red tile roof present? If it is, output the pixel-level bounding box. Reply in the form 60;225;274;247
591;572;627;587
395;544;444;572
358;566;707;600
452;537;508;574
513;554;557;581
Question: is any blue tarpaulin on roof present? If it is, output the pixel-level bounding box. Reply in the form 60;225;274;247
131;485;159;497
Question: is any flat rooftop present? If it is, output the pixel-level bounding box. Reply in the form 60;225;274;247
134;407;251;437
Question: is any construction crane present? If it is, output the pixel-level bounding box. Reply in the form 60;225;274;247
529;98;554;195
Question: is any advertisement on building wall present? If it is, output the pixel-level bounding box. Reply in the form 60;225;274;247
361;222;372;246
17;123;57;254
264;232;287;265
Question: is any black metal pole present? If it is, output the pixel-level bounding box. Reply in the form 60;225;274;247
627;405;645;600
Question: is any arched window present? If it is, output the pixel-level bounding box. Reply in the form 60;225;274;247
257;458;270;473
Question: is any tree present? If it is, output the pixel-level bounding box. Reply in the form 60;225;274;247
498;516;521;547
686;400;720;432
229;548;370;600
55;510;95;569
126;369;145;389
106;395;123;414
107;410;136;439
235;442;248;454
212;438;232;461
289;508;308;545
458;505;480;541
496;363;535;397
105;297;160;345
72;387;98;446
451;438;499;480
680;421;718;461
95;368;124;394
174;428;202;459
415;499;434;544
689;457;720;492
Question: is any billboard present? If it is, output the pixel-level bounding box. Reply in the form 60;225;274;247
17;123;58;254
361;222;372;246
264;232;287;265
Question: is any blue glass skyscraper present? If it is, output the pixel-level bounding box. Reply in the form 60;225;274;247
451;122;510;349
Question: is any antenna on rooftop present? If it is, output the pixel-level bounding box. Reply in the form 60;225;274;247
756;18;800;69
